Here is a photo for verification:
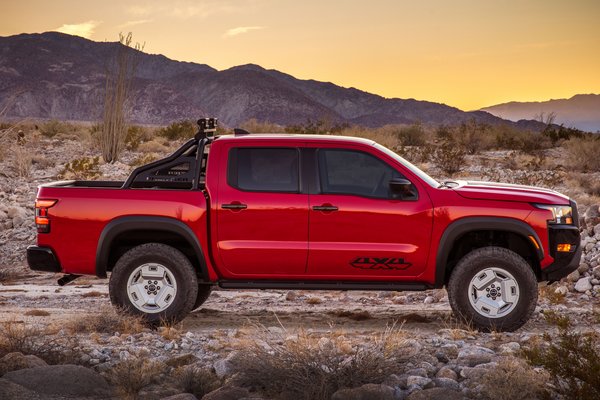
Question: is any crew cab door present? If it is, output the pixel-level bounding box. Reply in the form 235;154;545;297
215;143;308;277
306;145;433;279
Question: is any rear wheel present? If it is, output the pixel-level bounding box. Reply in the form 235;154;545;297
109;243;198;323
193;285;212;310
447;246;538;332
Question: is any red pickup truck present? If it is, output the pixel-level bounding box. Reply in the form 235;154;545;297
27;119;580;331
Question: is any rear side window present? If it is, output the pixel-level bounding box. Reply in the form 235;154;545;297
228;147;300;192
318;149;402;198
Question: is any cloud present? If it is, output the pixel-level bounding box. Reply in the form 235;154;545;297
118;19;153;28
54;20;101;39
223;26;265;38
127;0;255;19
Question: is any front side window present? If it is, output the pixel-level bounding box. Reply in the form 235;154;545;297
318;149;405;199
228;147;299;192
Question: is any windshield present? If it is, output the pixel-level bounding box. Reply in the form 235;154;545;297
374;143;440;188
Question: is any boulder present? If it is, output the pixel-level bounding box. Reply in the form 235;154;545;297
0;378;41;400
331;383;395;400
407;387;463;400
457;346;494;367
166;353;199;368
575;277;592;293
3;364;111;397
202;386;250;400
435;366;457;381
213;351;238;379
0;352;47;375
406;376;434;389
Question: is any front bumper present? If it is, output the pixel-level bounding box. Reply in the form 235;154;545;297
27;246;61;273
540;224;581;282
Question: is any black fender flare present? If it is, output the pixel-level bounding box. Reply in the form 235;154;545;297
434;217;544;288
95;216;208;281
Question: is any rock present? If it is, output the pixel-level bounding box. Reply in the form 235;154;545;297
3;364;111;397
432;377;460;390
423;296;435;305
406;368;428;378
593;266;600;279
498;342;521;355
575;277;592;293
407;387;462;400
0;352;47;375
435;366;457;381
554;286;568;296
594;224;600;236
203;386;250;400
584;205;600;227
214;352;237;379
457;346;494;367
568;270;580;282
332;383;395;400
460;366;488;380
578;263;590;274
285;291;297;301
166;353;199;368
406;376;434;389
162;394;199;400
0;378;40;400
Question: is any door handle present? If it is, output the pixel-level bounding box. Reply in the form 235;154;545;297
312;204;338;212
222;202;247;210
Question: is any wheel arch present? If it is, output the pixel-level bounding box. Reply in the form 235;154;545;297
435;217;544;288
96;216;208;281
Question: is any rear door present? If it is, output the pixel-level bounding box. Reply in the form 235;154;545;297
215;142;309;277
306;145;433;279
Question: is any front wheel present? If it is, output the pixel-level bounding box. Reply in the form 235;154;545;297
109;243;198;323
447;246;538;332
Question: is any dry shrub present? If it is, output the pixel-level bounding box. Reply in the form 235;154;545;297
479;357;548;400
108;357;164;400
130;153;158;167
0;320;80;365
157;120;196;140
453;120;495;154
158;320;181;340
577;174;600;197
24;309;50;317
231;325;410;400
240;118;283;133
565;136;600;172
138;140;167;154
31;154;55;169
59;156;101;180
81;291;106;298
394;124;427;147
431;139;466;175
39;119;78;138
66;306;144;334
538;285;566;305
11;146;32;178
523;316;600;400
306;297;323;305
175;365;220;398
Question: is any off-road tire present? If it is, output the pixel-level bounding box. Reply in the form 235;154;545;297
447;246;538;332
109;243;198;324
193;285;212;310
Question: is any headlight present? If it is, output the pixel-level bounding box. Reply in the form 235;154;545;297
534;204;573;225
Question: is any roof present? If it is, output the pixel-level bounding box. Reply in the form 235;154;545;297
214;133;376;146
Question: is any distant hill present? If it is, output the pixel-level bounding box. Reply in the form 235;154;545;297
481;94;600;133
0;31;546;129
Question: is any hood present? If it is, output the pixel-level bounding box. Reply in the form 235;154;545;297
450;180;570;204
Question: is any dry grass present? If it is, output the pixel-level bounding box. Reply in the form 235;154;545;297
479;357;549;400
108;357;164;400
81;291;106;298
175;365;220;398
0;319;80;365
58;156;101;180
138;140;167;154
158;320;182;341
565;136;600;172
306;297;323;305
24;309;50;317
11;146;32;178
539;285;567;305
332;310;372;321
231;324;411;400
239;118;283;133
130;153;158;167
66;306;145;334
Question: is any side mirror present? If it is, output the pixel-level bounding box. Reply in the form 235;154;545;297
389;178;418;200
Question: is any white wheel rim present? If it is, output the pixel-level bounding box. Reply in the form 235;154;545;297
126;263;177;314
468;267;520;319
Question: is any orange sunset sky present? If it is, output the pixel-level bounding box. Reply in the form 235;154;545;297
1;0;599;110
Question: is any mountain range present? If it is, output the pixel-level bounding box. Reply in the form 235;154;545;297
0;32;573;131
480;94;600;133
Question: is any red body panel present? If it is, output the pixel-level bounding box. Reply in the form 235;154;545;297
35;134;571;284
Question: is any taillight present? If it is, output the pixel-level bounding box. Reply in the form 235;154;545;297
35;199;57;233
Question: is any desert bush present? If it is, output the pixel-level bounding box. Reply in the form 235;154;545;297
0;320;80;365
240;118;283;133
11;146;32;177
130;153;158;167
538;285;566;305
125;125;154;150
108;357;164;400
24;309;51;317
577;174;600;197
31;154;55;169
543;124;584;145
231;326;409;400
523;316;600;400
175;365;220;398
286;118;349;135
157;120;196;140
565;136;600;172
66;306;145;334
138;139;167;153
394;124;427;146
39;119;77;138
431;139;465;175
479;357;548;400
454;120;494;154
59;156;101;180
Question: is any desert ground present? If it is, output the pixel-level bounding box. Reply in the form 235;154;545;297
1;121;599;399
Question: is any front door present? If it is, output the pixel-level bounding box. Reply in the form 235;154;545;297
307;146;433;279
216;145;308;277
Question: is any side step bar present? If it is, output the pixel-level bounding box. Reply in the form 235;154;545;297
218;280;431;291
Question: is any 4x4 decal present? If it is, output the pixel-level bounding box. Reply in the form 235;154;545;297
350;257;412;270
